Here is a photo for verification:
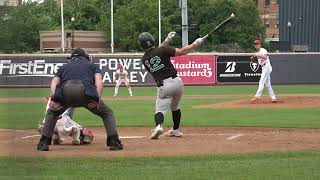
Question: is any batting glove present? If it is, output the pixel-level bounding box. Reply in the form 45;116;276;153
193;38;205;46
165;31;176;42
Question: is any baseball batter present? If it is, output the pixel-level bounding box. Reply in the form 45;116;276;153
114;64;133;97
38;97;93;145
250;39;277;102
138;31;204;139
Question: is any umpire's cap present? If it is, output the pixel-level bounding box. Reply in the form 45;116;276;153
138;32;155;50
71;48;90;61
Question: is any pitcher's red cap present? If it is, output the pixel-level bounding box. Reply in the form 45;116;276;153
254;39;262;44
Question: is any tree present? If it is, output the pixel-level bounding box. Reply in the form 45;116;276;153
0;1;57;53
188;0;264;51
0;0;264;53
98;0;264;52
62;0;103;30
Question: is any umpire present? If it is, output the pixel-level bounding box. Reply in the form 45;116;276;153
138;32;204;139
37;48;123;151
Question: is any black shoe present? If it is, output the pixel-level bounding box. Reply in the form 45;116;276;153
107;134;124;151
37;135;52;151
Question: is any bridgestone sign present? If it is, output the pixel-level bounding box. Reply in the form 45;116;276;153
216;56;262;83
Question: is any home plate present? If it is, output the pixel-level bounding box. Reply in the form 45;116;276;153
120;136;145;139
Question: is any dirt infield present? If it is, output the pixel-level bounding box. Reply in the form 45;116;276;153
1;127;320;157
194;96;320;109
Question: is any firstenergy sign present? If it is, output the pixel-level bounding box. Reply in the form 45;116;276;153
0;60;63;77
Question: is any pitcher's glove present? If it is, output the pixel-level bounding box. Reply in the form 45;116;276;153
250;55;258;61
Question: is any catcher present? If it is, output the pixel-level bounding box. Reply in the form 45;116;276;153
38;97;93;145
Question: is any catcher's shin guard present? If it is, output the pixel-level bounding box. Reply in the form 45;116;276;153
107;134;123;151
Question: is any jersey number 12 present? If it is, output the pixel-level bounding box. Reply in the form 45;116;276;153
145;56;164;73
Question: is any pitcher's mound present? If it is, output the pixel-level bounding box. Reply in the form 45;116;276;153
194;96;320;109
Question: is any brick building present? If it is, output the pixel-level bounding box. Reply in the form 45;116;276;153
255;0;279;41
40;31;108;53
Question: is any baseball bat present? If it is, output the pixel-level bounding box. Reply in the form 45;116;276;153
203;13;235;39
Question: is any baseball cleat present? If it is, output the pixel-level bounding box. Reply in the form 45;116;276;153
164;129;183;137
250;96;260;103
150;124;163;139
107;134;124;151
271;96;277;103
37;136;51;151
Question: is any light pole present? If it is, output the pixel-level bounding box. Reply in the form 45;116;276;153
71;17;75;50
181;0;188;46
111;0;114;53
287;21;291;51
158;0;161;46
60;0;65;52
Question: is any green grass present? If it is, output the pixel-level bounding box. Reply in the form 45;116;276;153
0;84;320;98
1;151;320;180
2;98;320;129
0;85;320;129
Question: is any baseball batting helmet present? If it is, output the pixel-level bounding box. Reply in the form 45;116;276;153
138;32;155;50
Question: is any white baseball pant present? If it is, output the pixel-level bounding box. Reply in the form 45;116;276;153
255;63;276;99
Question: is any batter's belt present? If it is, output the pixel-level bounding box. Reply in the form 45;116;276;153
155;74;178;87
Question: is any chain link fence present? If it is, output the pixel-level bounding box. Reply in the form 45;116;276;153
193;43;253;53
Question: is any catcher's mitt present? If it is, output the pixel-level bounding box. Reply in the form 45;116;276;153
80;128;94;144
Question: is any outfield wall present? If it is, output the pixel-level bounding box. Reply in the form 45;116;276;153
0;53;319;87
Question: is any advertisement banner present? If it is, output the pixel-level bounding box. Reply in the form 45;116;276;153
0;55;216;87
171;55;216;84
216;56;262;83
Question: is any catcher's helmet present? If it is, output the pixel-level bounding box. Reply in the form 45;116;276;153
138;32;155;50
80;128;93;144
71;48;90;61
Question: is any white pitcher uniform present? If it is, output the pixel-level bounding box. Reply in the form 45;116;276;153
255;48;276;100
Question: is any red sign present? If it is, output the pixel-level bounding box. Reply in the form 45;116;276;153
171;55;216;84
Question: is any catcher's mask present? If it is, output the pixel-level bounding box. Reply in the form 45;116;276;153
80;128;94;144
